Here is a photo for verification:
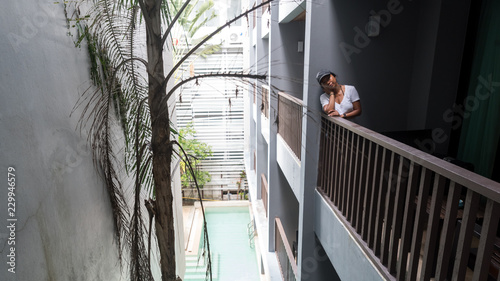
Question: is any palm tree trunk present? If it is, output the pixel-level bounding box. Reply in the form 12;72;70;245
142;0;176;280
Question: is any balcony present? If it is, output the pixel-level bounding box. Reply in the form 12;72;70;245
276;217;298;281
277;92;302;161
249;81;500;280
263;93;500;279
276;92;303;200
316;115;500;281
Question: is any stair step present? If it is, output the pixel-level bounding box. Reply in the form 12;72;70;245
184;252;219;280
186;266;209;273
183;273;209;280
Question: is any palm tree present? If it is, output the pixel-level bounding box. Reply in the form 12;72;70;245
68;0;272;280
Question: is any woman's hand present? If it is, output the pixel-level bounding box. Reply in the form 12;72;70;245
327;109;340;117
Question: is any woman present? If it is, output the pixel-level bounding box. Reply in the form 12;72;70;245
316;70;362;118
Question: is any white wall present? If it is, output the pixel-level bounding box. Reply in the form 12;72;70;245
0;2;183;280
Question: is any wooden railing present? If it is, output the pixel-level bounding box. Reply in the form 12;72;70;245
261;173;268;217
318;115;500;281
275;218;298;281
261;85;269;119
277;92;303;160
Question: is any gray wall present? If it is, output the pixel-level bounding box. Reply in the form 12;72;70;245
424;0;471;155
267;0;302;252
314;191;386;281
0;2;183;280
270;0;471;140
269;20;306;99
308;0;421;132
0;2;127;280
276;167;300;253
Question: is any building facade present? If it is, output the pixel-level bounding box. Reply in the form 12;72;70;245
245;0;500;280
176;43;248;196
175;0;250;197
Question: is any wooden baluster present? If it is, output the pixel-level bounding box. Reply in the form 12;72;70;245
420;174;446;281
435;182;462;281
407;167;432;281
381;151;397;265
367;145;382;249
355;137;367;234
374;148;389;256
362;141;375;241
396;161;421;280
471;199;499;281
388;156;410;274
451;189;480;281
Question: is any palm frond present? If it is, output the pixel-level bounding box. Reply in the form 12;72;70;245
173;140;213;281
73;78;131;261
126;97;155;195
188;11;216;38
68;0;151;275
130;98;154;281
195;43;221;59
188;1;216;38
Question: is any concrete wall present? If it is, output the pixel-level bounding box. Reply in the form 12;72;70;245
275;168;300;254
315;191;386;281
248;0;474;158
0;2;126;280
0;2;183;280
276;136;301;200
423;0;471;155
269;20;305;99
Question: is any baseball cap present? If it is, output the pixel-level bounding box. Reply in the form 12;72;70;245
316;70;334;85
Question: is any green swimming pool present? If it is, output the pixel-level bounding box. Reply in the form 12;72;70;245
187;206;260;281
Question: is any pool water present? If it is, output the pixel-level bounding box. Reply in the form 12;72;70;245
198;206;260;281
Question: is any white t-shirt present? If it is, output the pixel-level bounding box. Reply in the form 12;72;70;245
320;85;360;115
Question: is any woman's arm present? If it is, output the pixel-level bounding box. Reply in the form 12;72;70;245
323;94;338;115
343;100;361;118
